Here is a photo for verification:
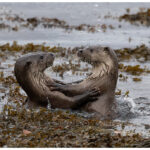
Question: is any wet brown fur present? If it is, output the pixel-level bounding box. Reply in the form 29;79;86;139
52;46;118;119
14;52;100;110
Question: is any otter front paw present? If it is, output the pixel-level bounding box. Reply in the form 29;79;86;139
86;89;101;102
54;79;66;85
48;82;67;92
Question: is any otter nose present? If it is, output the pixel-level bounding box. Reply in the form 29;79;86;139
50;53;54;57
78;49;84;57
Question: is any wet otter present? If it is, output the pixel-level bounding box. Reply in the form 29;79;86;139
50;46;118;119
14;52;100;109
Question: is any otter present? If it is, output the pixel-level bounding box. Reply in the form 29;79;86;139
50;46;118;119
14;52;100;109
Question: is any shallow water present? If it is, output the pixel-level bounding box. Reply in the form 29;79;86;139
0;3;150;48
0;2;150;137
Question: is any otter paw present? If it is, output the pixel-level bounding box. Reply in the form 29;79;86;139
86;89;101;102
88;89;101;96
49;83;66;92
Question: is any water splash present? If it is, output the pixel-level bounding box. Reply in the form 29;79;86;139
116;96;138;120
47;97;51;110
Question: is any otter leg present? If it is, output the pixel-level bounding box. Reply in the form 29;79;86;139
71;89;100;109
68;79;83;84
24;97;41;109
53;79;66;85
49;89;100;109
48;83;85;96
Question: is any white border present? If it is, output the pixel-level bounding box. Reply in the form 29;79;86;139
1;0;150;2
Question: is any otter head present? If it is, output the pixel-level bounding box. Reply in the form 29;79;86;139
15;52;54;75
14;52;54;106
14;52;54;91
78;46;118;80
77;46;114;66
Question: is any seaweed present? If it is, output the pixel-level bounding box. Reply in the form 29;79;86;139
0;11;115;33
0;42;150;147
115;44;150;62
120;9;150;26
133;78;142;82
119;64;150;76
0;104;149;147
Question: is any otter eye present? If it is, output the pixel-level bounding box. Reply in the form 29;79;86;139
26;61;32;66
25;61;32;68
40;56;44;59
104;47;109;51
90;49;93;53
